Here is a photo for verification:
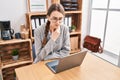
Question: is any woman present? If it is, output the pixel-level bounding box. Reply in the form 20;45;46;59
34;3;70;63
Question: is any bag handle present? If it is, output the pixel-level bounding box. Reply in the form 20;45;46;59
98;45;103;53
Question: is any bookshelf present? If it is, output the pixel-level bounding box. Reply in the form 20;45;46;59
0;39;33;80
26;0;82;53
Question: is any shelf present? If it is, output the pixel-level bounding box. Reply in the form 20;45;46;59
0;39;33;80
31;31;81;43
1;55;32;69
70;31;81;35
26;12;47;16
26;0;82;55
2;60;32;69
26;10;82;16
31;37;34;43
0;39;31;45
0;39;33;68
65;11;82;14
2;63;31;80
70;49;80;54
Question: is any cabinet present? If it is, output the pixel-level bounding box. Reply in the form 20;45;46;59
26;0;82;53
0;39;33;80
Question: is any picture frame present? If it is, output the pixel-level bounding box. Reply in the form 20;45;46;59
27;0;47;12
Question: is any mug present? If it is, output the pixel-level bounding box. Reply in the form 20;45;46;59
15;33;21;39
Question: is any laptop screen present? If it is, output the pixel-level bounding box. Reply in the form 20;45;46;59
46;51;87;73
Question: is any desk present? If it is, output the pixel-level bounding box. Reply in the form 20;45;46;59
15;53;120;80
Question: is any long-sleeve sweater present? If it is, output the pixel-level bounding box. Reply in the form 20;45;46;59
33;23;70;63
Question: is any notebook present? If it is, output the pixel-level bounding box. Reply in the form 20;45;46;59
46;51;87;73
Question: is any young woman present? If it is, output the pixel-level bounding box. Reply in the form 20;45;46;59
34;3;70;63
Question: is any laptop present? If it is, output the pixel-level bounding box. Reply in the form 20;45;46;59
46;51;87;73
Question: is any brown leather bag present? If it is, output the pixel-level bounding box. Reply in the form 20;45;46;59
83;35;103;53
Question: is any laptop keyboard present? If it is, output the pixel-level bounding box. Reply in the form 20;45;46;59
51;65;57;70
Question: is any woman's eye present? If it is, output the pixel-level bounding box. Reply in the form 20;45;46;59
52;17;57;20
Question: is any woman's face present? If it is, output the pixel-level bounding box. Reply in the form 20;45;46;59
48;11;64;29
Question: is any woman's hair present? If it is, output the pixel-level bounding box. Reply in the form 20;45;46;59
42;3;65;47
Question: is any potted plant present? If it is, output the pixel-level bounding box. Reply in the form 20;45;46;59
71;25;76;32
12;49;19;61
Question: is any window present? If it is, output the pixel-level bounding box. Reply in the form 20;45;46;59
89;0;120;66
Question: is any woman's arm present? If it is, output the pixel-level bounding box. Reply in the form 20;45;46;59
34;25;70;63
44;26;70;60
34;27;56;63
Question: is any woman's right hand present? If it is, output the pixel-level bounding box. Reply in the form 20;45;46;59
51;28;60;41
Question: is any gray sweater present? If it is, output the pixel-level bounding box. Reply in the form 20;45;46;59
34;23;70;63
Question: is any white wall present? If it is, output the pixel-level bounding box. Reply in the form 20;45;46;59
0;0;90;42
0;0;27;33
81;0;90;47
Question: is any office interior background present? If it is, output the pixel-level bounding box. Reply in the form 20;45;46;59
0;0;120;67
